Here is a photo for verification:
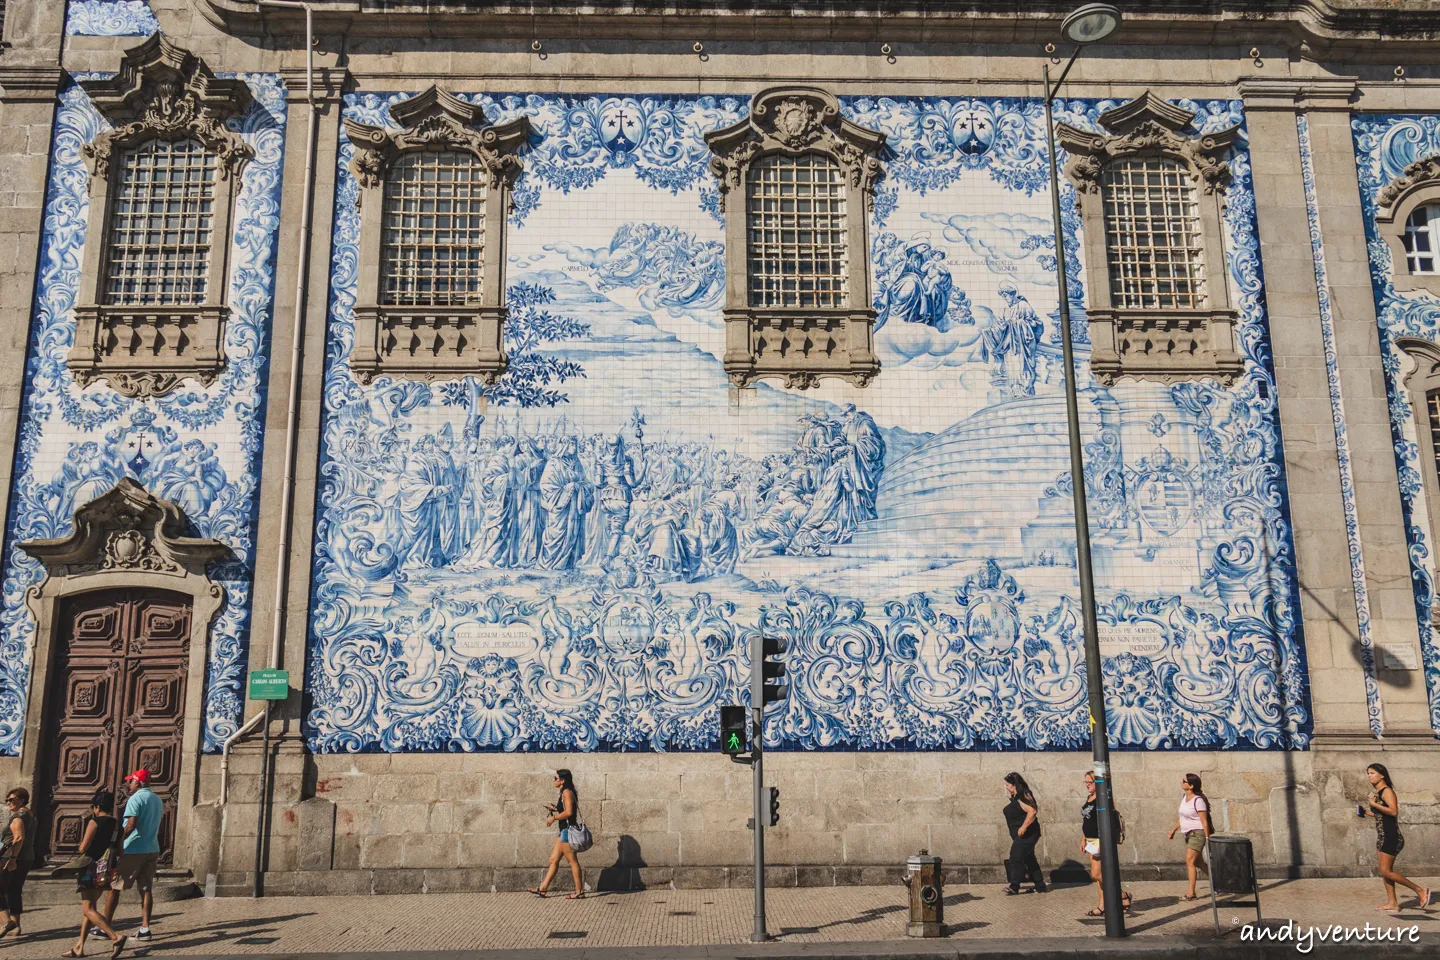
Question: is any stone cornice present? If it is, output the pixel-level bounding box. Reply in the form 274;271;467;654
1237;77;1360;111
0;66;65;103
277;67;350;105
197;1;1440;55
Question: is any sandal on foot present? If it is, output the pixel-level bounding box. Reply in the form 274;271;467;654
565;892;585;900
61;949;82;958
110;936;126;960
1180;894;1199;901
1420;888;1432;910
1085;908;1105;918
527;887;548;898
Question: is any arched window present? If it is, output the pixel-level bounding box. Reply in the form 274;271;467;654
707;87;886;389
1057;92;1242;386
1101;157;1206;310
746;153;848;309
69;36;253;399
1402;204;1440;276
343;87;529;384
380;151;488;307
105;139;218;306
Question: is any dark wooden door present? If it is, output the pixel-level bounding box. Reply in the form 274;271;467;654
37;589;190;864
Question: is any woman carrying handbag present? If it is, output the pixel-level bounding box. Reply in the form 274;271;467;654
61;789;126;958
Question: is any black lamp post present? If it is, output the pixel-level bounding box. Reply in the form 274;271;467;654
1042;1;1127;940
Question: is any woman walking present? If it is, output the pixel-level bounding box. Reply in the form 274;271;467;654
1167;773;1213;900
1002;772;1047;894
1360;763;1431;912
528;769;585;900
62;789;127;958
0;787;36;939
1080;771;1131;918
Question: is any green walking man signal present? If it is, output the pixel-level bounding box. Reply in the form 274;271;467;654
720;705;747;755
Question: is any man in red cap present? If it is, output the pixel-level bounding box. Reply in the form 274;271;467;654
101;769;162;941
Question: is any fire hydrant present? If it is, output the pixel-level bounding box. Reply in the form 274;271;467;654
903;850;944;937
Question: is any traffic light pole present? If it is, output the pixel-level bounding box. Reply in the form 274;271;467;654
751;705;766;942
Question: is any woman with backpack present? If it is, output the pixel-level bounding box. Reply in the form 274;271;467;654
528;769;588;900
1168;773;1214;901
1080;771;1131;918
62;789;127;958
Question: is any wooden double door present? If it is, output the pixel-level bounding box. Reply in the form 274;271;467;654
37;588;191;864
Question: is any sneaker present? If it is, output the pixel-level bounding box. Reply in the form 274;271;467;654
134;929;151;941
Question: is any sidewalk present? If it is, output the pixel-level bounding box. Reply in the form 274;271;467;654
1;877;1434;958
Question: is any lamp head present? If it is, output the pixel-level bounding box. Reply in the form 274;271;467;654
1061;3;1122;44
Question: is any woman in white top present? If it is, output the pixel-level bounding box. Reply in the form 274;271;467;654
1167;773;1213;900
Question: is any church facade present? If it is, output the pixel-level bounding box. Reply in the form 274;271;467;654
0;0;1436;894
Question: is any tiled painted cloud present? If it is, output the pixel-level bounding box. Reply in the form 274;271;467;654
305;92;1309;754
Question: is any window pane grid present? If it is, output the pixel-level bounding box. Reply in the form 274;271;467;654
1102;158;1205;310
1403;204;1438;275
105;139;216;306
747;154;848;308
382;151;487;307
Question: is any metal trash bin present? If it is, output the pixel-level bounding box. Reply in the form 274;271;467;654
903;850;944;937
1206;833;1261;933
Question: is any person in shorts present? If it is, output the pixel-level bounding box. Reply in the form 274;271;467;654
102;770;162;942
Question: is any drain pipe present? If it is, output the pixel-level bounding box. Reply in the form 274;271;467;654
246;0;319;899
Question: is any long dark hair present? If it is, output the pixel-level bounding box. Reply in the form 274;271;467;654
555;768;577;797
1004;772;1037;809
1367;763;1394;792
1183;773;1209;811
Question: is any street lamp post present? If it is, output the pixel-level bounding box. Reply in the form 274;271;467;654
1042;2;1126;940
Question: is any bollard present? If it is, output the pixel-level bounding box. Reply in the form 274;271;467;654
903;850;944;937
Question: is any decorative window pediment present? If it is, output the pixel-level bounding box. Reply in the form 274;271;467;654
1057;92;1244;386
67;36;254;399
1376;156;1440;297
342;86;531;385
706;87;886;389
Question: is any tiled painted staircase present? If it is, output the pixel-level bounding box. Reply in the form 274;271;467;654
836;392;1103;560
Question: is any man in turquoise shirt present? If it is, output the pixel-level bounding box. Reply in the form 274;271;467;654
102;769;162;941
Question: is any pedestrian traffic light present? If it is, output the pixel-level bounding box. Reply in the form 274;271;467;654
768;786;780;827
720;705;747;755
751;635;789;707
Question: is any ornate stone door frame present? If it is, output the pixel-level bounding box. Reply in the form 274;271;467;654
16;478;228;870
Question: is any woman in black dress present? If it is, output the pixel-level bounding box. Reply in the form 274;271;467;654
1002;773;1046;894
1361;763;1431;912
62;789;126;958
1080;771;1131;918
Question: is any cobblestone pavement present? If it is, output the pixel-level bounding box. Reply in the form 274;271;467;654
1;877;1435;957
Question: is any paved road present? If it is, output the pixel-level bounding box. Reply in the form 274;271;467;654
2;877;1434;958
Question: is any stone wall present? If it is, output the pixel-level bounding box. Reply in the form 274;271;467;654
197;747;1440;894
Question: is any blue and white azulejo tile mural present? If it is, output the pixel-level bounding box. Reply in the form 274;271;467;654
0;75;287;754
305;92;1311;753
1351;114;1440;735
65;1;161;37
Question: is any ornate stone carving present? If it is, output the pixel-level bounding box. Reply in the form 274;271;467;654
705;87;886;390
79;34;254;183
344;87;531;384
68;37;250;399
706;87;885;213
1377;155;1440;215
19;477;230;579
1056;91;1242;386
1056;92;1239;208
342;86;530;199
